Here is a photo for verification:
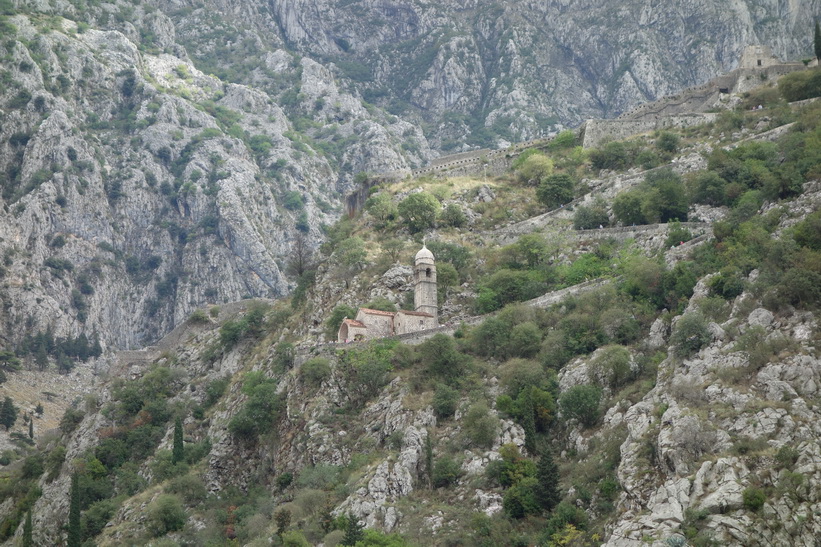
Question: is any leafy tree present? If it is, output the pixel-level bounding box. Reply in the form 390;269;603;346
573;202;609;230
338;236;367;270
559;385;601;427
68;473;81;547
172;417;184;465
655;131;680;154
365;192;397;224
612;192;645;225
440;203;467;227
589;345;633;389
381;238;405;262
432;456;462;487
516;153;554;186
432;383;458;419
418;334;470;384
397;192;440;233
670;312;711;357
589;141;629;171
436;262;459;302
301;357;331;387
793;210;821;251
326;304;358;339
503;477;540;518
147;494;186;536
536;173;575;208
536;450;561;512
462;403;499;448
688;171;728;206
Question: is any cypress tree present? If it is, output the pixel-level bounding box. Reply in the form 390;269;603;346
520;387;537;455
28;417;33;439
67;473;81;547
815;21;821;61
23;509;32;547
341;514;364;546
535;450;561;512
172;417;184;465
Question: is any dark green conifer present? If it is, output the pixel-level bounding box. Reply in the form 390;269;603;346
172;417;184;465
0;396;17;429
536;450;561;512
520;387;537;455
28;417;33;439
815;21;821;61
23;509;33;547
68;473;81;547
341;513;364;546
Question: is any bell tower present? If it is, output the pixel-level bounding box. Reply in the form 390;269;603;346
414;244;438;323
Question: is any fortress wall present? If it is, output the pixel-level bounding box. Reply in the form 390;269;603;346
581;119;657;148
581;114;716;148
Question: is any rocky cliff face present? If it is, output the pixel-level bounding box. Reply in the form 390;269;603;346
168;0;819;147
0;6;429;350
2;0;818;349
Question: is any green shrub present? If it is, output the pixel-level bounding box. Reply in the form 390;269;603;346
656;131;680;154
81;499;118;540
148;494;187;536
189;309;209;323
462;403;499;448
432;383;458;419
742;487;766;511
573;203;609;230
432;456;461;488
503;477;540;518
301;357;331;387
417;334;470;384
167;473;208;505
588;345;633;389
589;141;629;171
670;313;711;357
295;464;342;490
778;68;821;102
228;375;283;441
775;446;799;469
397;192;440;233
499;358;545;399
559;385;601;427
326;305;357;340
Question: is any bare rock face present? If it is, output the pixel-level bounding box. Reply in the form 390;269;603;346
0;9;430;351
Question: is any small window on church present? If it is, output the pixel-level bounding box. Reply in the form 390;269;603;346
419;320;423;325
426;268;431;277
757;60;762;66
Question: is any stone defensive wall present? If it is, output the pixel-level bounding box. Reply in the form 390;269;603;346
405;59;809;180
581;113;718;148
410;133;564;179
572;221;712;242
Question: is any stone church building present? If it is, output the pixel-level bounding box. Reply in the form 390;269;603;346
337;245;438;342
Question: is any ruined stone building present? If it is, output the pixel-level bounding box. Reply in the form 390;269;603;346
337;245;438;342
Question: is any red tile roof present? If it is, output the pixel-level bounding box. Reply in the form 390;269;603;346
342;318;366;328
